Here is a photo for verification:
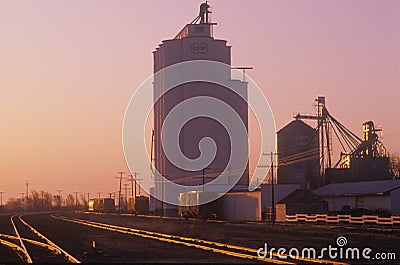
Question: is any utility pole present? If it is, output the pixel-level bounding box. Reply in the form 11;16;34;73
128;173;141;199
270;151;275;226
117;171;125;214
86;193;90;204
123;183;129;199
74;191;79;207
26;180;29;201
20;193;25;208
123;183;129;211
259;152;278;225
202;168;208;192
0;191;4;208
137;179;142;195
41;191;44;209
56;189;62;207
197;166;211;192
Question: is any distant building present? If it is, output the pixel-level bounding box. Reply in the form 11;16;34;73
313;180;400;215
277;120;320;189
275;189;328;222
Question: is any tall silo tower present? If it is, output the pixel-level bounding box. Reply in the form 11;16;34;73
277;120;320;189
153;3;249;215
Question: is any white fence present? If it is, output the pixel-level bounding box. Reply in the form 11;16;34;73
285;214;400;225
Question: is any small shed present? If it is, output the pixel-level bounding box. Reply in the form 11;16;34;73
276;189;328;222
260;184;300;220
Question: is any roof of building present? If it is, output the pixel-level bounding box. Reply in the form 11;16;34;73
277;119;315;134
313;180;400;197
277;189;326;204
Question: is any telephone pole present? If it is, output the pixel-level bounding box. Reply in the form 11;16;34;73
137;179;142;195
128;173;141;199
123;183;129;199
270;151;276;226
0;191;4;208
20;192;25;208
123;183;129;211
259;151;279;225
117;171;125;214
74;191;79;207
41;191;44;209
26;180;29;201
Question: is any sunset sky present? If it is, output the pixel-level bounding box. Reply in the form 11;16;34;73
1;0;399;202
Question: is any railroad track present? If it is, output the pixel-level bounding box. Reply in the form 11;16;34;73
0;214;80;263
53;214;349;265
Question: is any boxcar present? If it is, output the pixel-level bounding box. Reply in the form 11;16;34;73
127;195;149;214
178;191;221;219
88;198;115;212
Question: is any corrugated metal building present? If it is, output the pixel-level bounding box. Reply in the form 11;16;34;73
277;120;320;189
313;180;400;215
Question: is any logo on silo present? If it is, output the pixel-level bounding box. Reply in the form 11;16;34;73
191;43;208;54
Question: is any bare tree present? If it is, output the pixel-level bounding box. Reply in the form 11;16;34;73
79;193;88;209
27;190;41;210
5;198;23;211
53;195;62;208
43;192;53;209
65;194;75;208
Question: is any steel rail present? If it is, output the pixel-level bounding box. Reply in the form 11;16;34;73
10;215;33;263
0;238;30;262
53;214;291;264
0;233;60;255
18;215;81;263
54;215;349;265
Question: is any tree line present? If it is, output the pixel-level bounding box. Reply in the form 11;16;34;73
2;190;88;211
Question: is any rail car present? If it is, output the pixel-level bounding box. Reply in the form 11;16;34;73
127;195;149;214
88;198;115;212
178;191;221;219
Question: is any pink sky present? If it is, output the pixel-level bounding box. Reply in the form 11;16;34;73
0;0;399;202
